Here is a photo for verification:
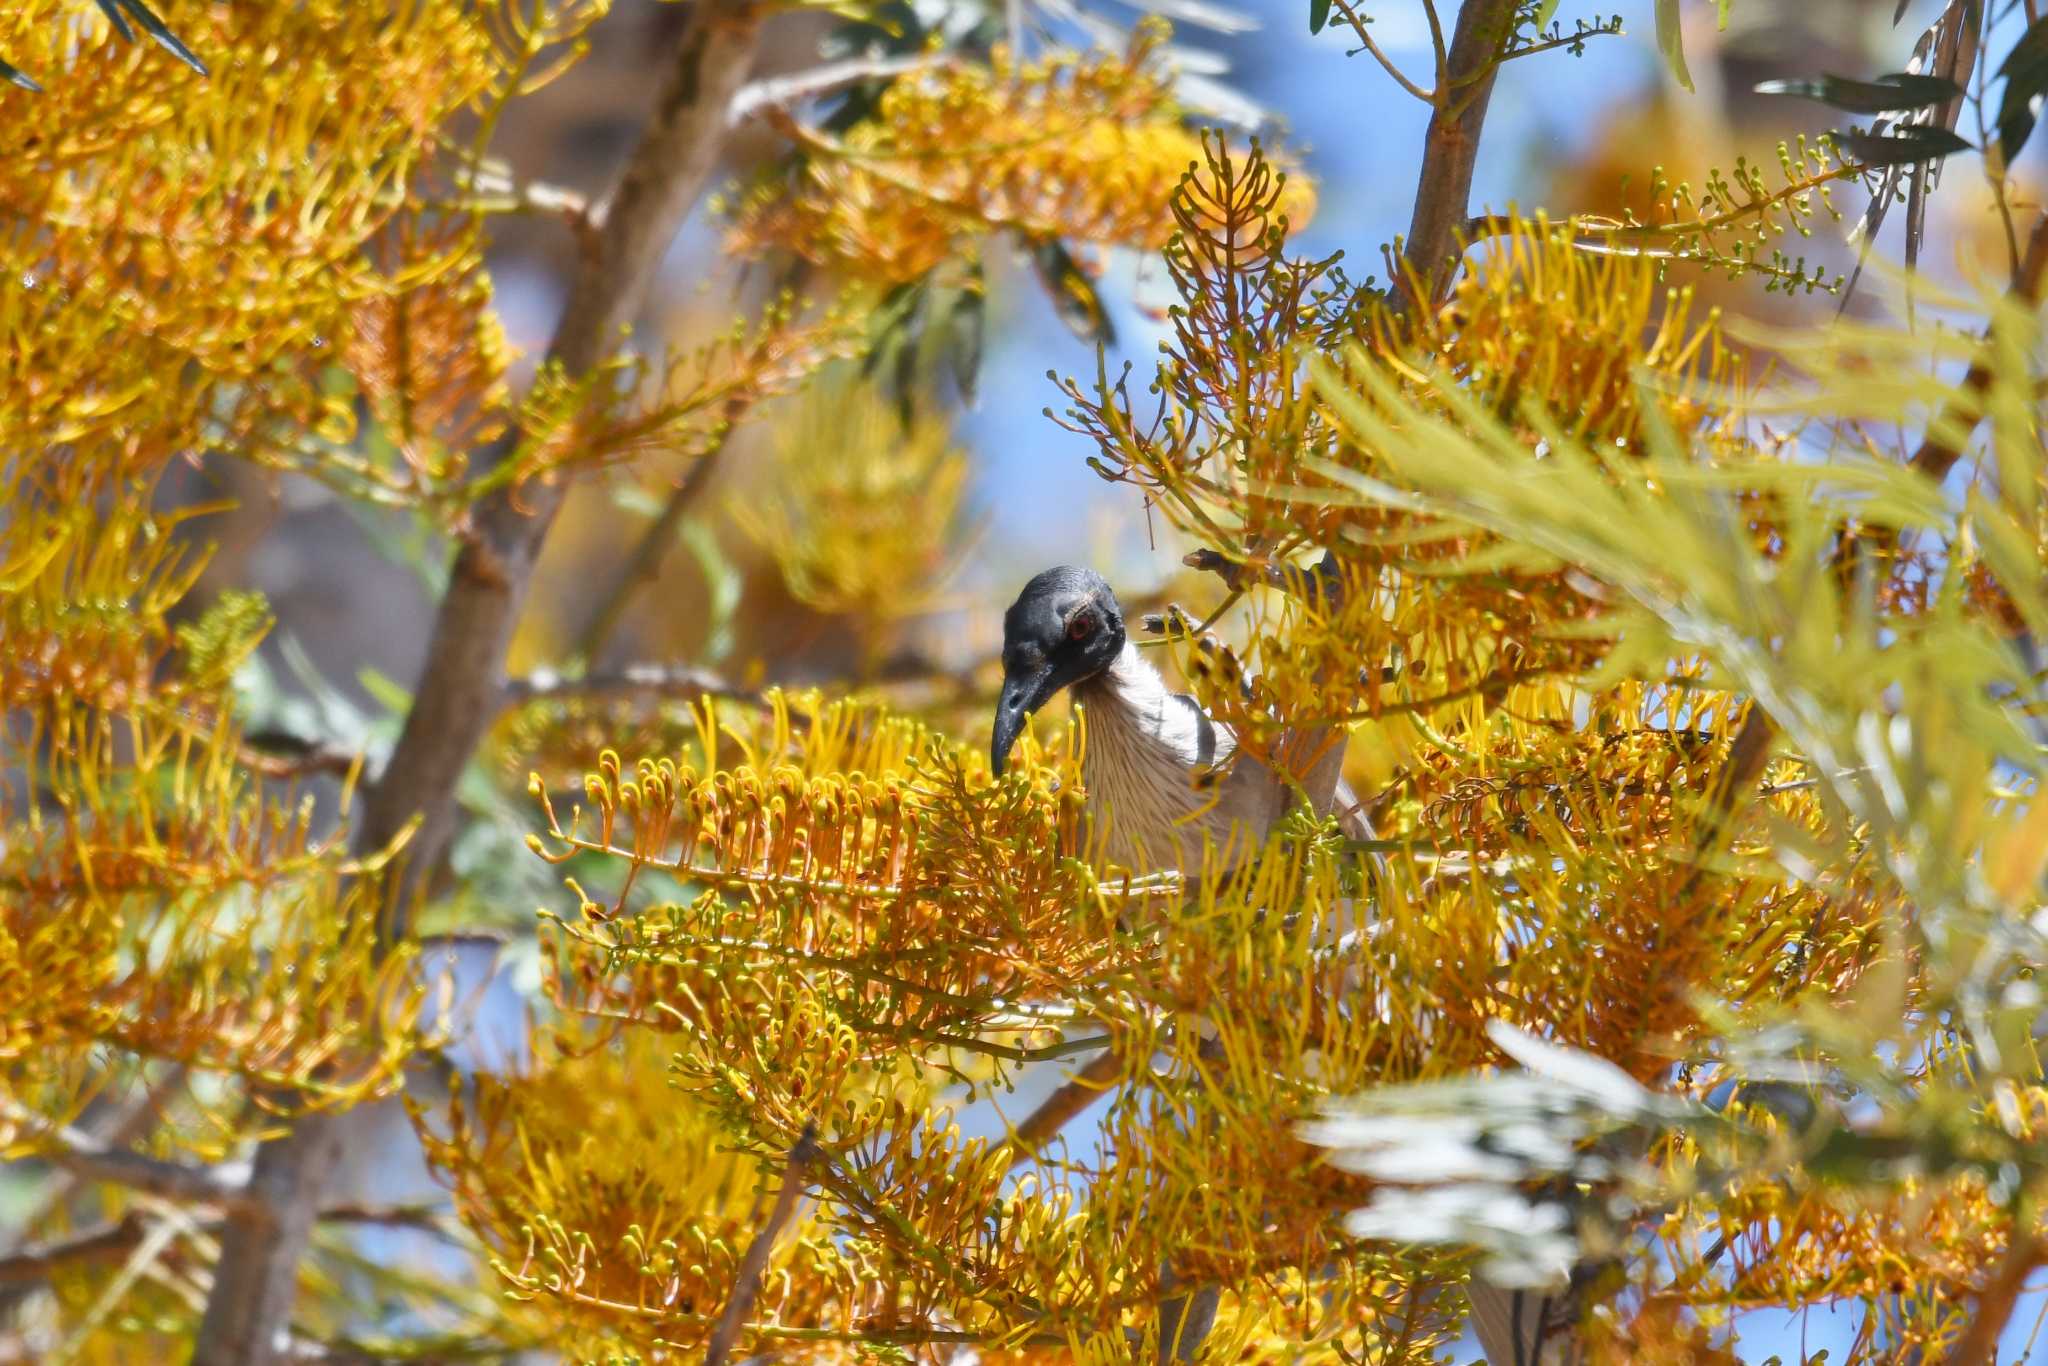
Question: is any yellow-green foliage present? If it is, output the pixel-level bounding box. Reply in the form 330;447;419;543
736;379;974;630
10;0;2048;1360
455;147;2048;1362
727;22;1307;284
0;457;423;1157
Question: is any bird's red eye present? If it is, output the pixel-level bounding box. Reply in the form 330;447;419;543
1068;610;1097;641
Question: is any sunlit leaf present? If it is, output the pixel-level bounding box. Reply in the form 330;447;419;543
1657;0;1693;91
1755;70;1964;112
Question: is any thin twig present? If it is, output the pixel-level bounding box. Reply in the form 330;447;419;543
239;729;361;780
729;54;943;127
1328;0;1433;102
4;1103;258;1218
0;1216;151;1284
0;1204;449;1284
705;1125;819;1366
1004;1046;1127;1169
1421;0;1448;86
570;443;729;668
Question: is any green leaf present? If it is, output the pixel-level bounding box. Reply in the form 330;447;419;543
677;520;741;666
1030;237;1115;346
357;666;415;717
945;280;986;409
1997;16;2048;168
1309;0;1332;35
1716;0;1732;28
1657;0;1694;92
1836;124;1972;167
1533;0;1562;29
1754;71;1964;112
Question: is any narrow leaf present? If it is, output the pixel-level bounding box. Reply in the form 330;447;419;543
0;55;41;91
1657;0;1694;92
1309;0;1332;36
1837;124;1972;166
94;0;136;44
1031;238;1115;345
945;284;987;410
1755;71;1964;112
1485;1021;1655;1116
1997;16;2048;164
114;0;209;76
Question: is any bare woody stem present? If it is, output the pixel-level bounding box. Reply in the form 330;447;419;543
1395;0;1519;312
1944;1231;2044;1366
1004;1046;1128;1170
705;1126;819;1366
192;6;766;1362
1908;210;2048;483
1;1102;258;1219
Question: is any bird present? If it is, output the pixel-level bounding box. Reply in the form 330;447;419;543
991;564;1577;1366
991;564;1356;874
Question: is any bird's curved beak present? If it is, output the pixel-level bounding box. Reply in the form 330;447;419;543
991;664;1055;777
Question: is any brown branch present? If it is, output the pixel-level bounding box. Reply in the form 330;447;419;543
568;448;727;667
1945;1232;2044;1366
705;1125;819;1366
6;1105;259;1219
1394;0;1519;312
1004;1046;1127;1169
0;1215;151;1284
195;5;768;1362
1907;210;2048;484
0;1204;449;1285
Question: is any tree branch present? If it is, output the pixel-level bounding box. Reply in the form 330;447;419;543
194;5;768;1362
0;1204;449;1285
1907;210;2048;483
705;1125;818;1366
1003;1046;1127;1169
568;447;728;668
727;54;942;127
1945;1231;2044;1366
1394;0;1519;311
0;1216;152;1284
4;1104;258;1218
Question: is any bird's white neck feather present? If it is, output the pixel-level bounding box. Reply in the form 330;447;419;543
1071;641;1249;870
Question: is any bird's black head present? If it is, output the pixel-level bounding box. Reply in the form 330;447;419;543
991;565;1125;777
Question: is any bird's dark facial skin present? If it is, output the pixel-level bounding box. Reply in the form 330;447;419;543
991;565;1125;776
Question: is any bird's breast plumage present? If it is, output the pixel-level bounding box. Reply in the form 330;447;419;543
1072;643;1286;875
